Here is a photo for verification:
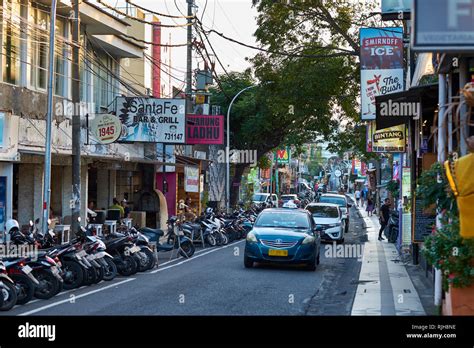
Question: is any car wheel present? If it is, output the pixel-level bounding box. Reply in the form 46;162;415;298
244;255;253;268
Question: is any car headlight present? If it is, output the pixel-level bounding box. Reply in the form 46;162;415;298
246;232;257;243
327;223;341;228
302;234;315;244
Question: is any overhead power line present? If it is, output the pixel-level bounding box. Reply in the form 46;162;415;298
196;19;357;59
95;0;194;27
124;0;194;19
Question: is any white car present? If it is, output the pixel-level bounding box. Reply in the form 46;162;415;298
318;193;351;233
305;203;345;243
252;193;278;208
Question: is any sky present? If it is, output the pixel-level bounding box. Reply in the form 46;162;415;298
135;0;259;83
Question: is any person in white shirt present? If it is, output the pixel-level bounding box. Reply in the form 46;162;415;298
355;189;361;207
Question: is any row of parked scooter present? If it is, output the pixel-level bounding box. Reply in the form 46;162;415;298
0;206;259;311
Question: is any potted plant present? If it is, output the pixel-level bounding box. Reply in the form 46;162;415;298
419;163;474;315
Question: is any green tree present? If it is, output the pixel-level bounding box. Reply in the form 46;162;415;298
210;1;379;205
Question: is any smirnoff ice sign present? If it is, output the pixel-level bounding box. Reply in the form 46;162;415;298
359;27;404;120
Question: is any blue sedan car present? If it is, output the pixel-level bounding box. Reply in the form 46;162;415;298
244;208;321;271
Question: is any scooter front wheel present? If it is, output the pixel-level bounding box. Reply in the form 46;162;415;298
179;241;195;258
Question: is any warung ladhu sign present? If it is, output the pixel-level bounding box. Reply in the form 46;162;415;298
186;115;224;145
115;97;185;144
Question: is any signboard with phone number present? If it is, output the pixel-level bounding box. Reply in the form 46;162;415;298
114;97;186;144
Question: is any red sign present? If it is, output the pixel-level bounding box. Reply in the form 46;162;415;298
186;115;224;145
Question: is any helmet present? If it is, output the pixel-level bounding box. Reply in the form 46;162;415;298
6;219;20;234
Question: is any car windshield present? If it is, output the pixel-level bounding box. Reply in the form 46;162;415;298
319;196;346;207
255;212;310;230
252;194;268;202
307;205;339;218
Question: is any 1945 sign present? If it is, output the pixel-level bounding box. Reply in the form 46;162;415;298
114;97;186;144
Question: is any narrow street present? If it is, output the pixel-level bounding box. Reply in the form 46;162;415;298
4;202;364;316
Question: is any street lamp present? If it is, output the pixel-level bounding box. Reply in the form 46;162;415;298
225;82;272;212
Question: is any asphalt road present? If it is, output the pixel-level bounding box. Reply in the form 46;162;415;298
3;200;365;316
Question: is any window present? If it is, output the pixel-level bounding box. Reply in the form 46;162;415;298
29;3;49;90
54;18;68;97
2;0;21;85
255;212;310;230
306;205;339;218
93;52;116;112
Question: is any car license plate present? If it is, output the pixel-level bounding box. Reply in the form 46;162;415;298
268;249;288;257
22;265;32;274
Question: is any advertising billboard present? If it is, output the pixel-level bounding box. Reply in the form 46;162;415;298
413;0;474;52
115;97;186;144
186;115;224;145
360;27;405;120
274;148;291;164
372;124;406;153
184;166;199;193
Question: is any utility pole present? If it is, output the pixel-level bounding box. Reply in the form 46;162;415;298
186;0;194;114
42;0;58;234
71;0;81;232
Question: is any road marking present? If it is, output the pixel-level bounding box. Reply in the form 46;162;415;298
15;240;245;314
18;278;136;316
150;240;244;274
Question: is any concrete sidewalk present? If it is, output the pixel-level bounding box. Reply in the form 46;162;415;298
350;200;425;316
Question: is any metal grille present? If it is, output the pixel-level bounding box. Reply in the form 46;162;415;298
260;239;298;248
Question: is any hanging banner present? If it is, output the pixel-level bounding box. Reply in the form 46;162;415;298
274;148;291;164
184;166;199;193
360;27;404;120
372;124;406;153
115;97;185;144
89;113;122;144
185;115;224;145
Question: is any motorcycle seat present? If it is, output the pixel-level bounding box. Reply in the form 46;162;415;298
140;227;165;237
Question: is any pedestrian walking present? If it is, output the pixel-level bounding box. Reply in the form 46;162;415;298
378;198;391;241
366;197;374;216
355;189;361;207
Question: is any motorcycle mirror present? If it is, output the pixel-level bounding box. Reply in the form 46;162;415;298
29;220;33;227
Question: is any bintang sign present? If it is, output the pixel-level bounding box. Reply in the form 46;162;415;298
372;124;406;153
413;0;474;52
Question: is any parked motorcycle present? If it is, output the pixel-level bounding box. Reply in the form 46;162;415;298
0;260;18;311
